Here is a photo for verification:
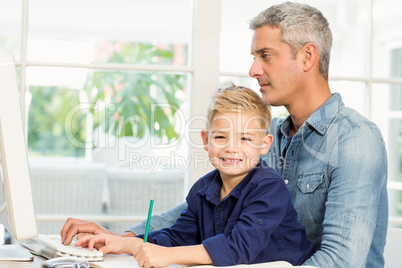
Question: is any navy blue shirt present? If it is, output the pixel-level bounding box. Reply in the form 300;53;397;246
140;160;313;266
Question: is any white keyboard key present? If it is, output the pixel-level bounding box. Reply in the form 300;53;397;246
20;234;103;261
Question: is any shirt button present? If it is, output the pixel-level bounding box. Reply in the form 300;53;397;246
307;184;310;189
284;179;289;184
257;219;263;225
217;207;223;212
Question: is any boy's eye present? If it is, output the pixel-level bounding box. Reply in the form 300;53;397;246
241;137;251;141
214;135;226;139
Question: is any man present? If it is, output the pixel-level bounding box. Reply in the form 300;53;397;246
61;2;388;267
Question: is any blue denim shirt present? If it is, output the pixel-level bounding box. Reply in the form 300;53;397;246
264;93;388;267
136;161;313;266
131;93;388;268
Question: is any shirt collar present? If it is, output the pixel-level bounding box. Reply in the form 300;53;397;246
203;161;261;205
204;171;222;205
280;116;293;137
279;93;344;136
306;93;344;135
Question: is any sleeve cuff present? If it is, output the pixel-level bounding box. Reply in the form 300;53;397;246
128;223;147;236
202;234;234;266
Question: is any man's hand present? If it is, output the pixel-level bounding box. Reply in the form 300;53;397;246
60;218;135;247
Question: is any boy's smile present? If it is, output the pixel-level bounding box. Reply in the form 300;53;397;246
220;157;242;165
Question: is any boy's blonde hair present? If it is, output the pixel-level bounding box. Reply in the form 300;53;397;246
206;85;271;133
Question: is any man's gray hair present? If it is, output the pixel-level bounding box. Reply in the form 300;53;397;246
250;2;332;80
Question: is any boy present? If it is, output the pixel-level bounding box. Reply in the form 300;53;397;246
76;85;313;266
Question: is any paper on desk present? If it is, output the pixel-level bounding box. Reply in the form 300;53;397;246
89;255;292;268
89;254;185;268
188;261;292;267
89;254;137;268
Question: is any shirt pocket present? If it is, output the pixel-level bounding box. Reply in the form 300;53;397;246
297;172;325;193
295;172;327;225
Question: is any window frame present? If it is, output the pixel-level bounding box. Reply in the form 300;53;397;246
12;0;402;225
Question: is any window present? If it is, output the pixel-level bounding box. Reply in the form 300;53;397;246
0;1;22;60
26;0;191;159
1;0;401;234
0;0;202;234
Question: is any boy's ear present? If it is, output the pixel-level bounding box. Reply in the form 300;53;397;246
261;134;273;155
201;129;209;151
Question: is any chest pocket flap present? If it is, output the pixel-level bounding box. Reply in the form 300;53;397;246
297;172;325;193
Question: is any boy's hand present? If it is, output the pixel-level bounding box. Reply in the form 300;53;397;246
133;243;174;267
75;234;143;255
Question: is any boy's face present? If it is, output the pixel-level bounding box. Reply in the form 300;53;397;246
201;112;273;182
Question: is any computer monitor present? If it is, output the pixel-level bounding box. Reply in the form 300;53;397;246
0;56;37;260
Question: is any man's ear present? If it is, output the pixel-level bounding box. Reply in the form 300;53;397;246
201;129;209;151
261;134;273;155
300;43;318;73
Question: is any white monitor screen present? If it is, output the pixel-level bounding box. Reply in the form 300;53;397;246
0;56;37;242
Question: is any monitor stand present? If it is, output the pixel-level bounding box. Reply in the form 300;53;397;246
0;244;34;261
0;224;34;261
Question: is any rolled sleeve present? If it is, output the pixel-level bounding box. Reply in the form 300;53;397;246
203;234;234;264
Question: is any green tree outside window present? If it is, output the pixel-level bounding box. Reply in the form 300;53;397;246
27;41;188;157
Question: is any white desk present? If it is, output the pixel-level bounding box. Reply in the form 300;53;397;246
0;253;317;268
90;255;293;268
0;255;45;268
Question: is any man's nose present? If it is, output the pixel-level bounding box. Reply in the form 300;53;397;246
249;59;263;78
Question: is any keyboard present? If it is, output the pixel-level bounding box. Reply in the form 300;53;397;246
20;234;103;261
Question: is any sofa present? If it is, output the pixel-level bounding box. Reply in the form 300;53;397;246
29;157;185;234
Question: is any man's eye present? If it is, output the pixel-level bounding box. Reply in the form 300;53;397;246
262;53;271;59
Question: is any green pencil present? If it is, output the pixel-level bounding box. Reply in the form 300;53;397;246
143;199;154;242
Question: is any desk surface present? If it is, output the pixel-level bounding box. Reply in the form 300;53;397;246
0;253;316;268
0;255;45;268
